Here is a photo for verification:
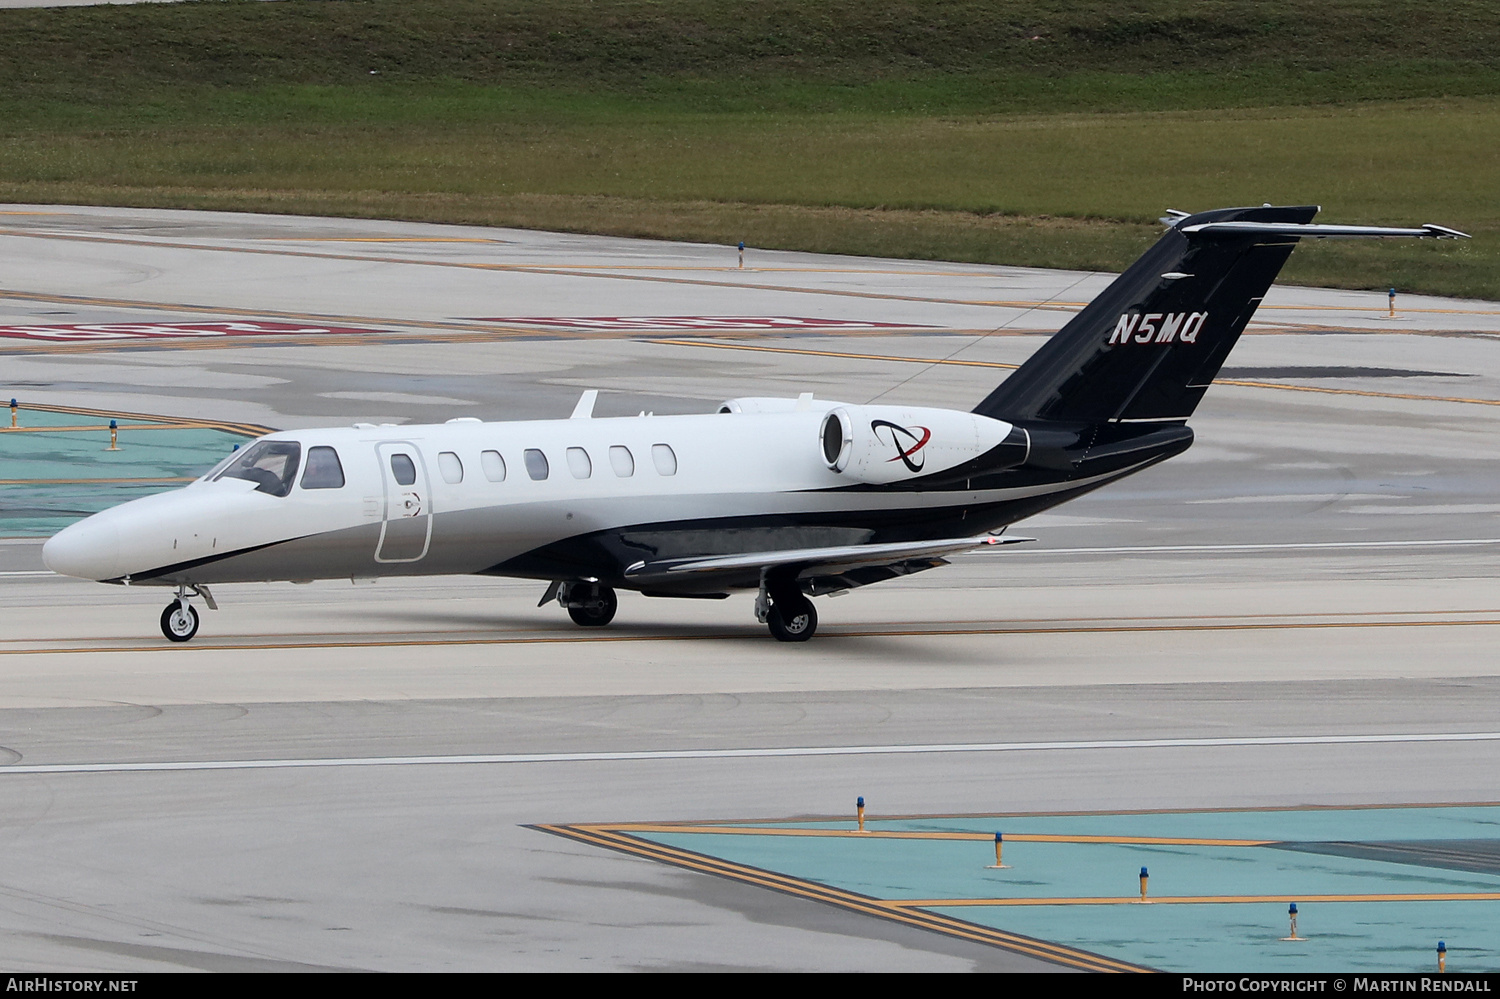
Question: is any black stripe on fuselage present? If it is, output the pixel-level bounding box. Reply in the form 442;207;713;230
482;459;1164;593
107;536;306;585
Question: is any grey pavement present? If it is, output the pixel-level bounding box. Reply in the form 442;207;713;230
0;206;1498;970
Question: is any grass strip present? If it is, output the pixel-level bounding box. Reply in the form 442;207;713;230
0;1;1495;296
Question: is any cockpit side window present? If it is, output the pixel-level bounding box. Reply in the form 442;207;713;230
215;440;302;497
300;446;345;489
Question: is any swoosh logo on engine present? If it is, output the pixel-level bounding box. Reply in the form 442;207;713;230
871;420;932;472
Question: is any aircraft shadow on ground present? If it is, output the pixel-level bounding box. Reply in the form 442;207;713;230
367;608;1014;662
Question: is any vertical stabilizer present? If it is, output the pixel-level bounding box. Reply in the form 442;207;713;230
973;205;1320;425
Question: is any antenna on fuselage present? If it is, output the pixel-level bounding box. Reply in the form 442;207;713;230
570;389;598;419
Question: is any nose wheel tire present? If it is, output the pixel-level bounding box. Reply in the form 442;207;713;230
566;585;618;627
160;602;200;642
767;595;817;642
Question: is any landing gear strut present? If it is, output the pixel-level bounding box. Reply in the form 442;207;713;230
555;581;618;627
160;584;216;643
756;576;817;642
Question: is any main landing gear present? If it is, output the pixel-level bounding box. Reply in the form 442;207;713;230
160;584;216;643
552;581;618;627
547;577;820;641
756;578;818;643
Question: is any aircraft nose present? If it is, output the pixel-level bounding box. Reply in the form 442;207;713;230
43;515;121;580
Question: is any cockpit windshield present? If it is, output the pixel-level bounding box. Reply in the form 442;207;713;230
214;440;302;497
198;449;242;482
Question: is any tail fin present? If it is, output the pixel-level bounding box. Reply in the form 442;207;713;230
973;205;1464;426
978;205;1470;423
974;205;1317;424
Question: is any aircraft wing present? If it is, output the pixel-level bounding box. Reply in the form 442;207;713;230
624;533;1032;586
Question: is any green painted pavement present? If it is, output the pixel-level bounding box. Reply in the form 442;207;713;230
0;408;254;536
638;805;1500;971
931;898;1490;973
737;805;1500;843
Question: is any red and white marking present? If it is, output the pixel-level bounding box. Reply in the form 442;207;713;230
473;316;927;331
0;321;380;341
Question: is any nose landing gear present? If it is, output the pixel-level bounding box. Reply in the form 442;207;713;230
160;601;198;642
159;584;217;643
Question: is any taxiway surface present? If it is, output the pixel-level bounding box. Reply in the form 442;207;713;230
0;206;1498;971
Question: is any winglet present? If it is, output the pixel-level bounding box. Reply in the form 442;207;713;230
1423;223;1471;239
570;389;599;419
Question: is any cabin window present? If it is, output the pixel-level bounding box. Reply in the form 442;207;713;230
216;440;301;497
524;448;549;481
609;445;634;477
438;451;464;484
652;443;678;476
390;453;417;486
481;450;506;482
566;447;592;479
300;446;345;489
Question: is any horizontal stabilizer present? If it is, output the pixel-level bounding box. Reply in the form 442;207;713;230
1179;221;1471;240
625;534;1032;581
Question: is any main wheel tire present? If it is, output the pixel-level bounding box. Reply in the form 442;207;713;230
566;585;618;627
767;596;817;642
160;602;199;643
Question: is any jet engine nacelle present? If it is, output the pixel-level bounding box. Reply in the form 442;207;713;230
818;405;1027;484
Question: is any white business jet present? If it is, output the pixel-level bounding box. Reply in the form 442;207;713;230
41;206;1467;642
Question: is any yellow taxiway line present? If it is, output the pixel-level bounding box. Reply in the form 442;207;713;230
0;290;964;356
11;226;1500;321
649;337;1019;368
0;424;210;433
605;824;1273;846
1;613;1498;656
1214;379;1500;407
890;892;1500;907
261;237;505;243
652;339;1500;408
0;402;272;438
0;605;1491;647
680;800;1500;825
0;477;194;486
537;823;1149;972
0;227;1056;310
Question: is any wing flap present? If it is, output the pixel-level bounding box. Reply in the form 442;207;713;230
624;534;1033;582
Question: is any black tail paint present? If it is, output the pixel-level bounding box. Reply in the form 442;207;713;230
974;204;1319;426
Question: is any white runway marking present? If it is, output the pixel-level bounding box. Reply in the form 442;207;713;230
4;732;1499;775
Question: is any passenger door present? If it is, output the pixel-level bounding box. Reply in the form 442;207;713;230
375;442;432;563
